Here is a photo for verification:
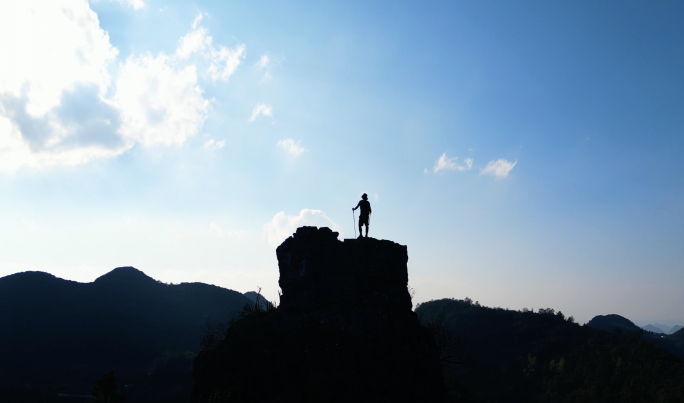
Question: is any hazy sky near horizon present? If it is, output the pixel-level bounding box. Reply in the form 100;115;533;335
1;0;683;324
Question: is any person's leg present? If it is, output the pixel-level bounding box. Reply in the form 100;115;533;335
358;221;363;238
364;224;369;237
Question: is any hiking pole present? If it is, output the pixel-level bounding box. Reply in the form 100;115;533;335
352;209;356;238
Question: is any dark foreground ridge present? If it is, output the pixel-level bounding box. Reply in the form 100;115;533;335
192;226;445;402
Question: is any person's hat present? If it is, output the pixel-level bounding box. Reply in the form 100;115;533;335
361;193;368;199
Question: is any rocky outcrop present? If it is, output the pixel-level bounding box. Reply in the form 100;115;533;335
277;227;413;337
192;227;445;402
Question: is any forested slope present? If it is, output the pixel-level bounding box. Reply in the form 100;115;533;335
416;298;684;402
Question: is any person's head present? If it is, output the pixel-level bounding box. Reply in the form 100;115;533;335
361;193;368;200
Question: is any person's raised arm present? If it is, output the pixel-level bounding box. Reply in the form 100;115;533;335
352;201;360;211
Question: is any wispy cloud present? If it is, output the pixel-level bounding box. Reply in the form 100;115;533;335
249;103;273;122
277;139;307;156
167;11;249;82
481;159;517;178
207;44;246;81
256;54;270;70
175;13;246;81
431;153;473;173
204;139;225;150
255;54;275;81
265;209;343;247
210;222;246;239
191;13;204;29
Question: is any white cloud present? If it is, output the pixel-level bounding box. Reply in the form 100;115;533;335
480;159;517;178
176;26;211;59
0;0;125;171
432;153;472;173
0;1;118;114
204;139;225;150
114;54;210;147
277;138;307;156
374;193;379;201
114;0;145;10
249;103;273;122
0;5;243;172
265;209;343;247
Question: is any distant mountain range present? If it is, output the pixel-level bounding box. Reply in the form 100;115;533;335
0;267;256;401
639;324;684;334
643;324;668;333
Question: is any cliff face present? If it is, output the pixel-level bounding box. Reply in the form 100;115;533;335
278;227;410;312
192;227;445;402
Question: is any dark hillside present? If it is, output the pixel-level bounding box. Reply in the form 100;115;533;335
0;267;252;401
416;298;684;402
585;314;641;333
672;327;684;340
669;327;684;352
586;313;684;359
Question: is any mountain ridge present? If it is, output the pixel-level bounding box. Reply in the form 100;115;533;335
585;314;642;333
93;266;160;285
0;266;253;401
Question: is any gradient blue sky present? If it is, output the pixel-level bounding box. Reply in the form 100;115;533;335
1;0;683;324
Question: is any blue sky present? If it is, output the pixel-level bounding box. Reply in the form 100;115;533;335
1;0;683;324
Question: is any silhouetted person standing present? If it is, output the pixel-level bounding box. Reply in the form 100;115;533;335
353;193;372;238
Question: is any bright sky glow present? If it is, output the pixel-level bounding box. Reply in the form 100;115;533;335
1;1;683;324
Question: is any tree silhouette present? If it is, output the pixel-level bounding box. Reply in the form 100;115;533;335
92;370;126;402
421;314;468;366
